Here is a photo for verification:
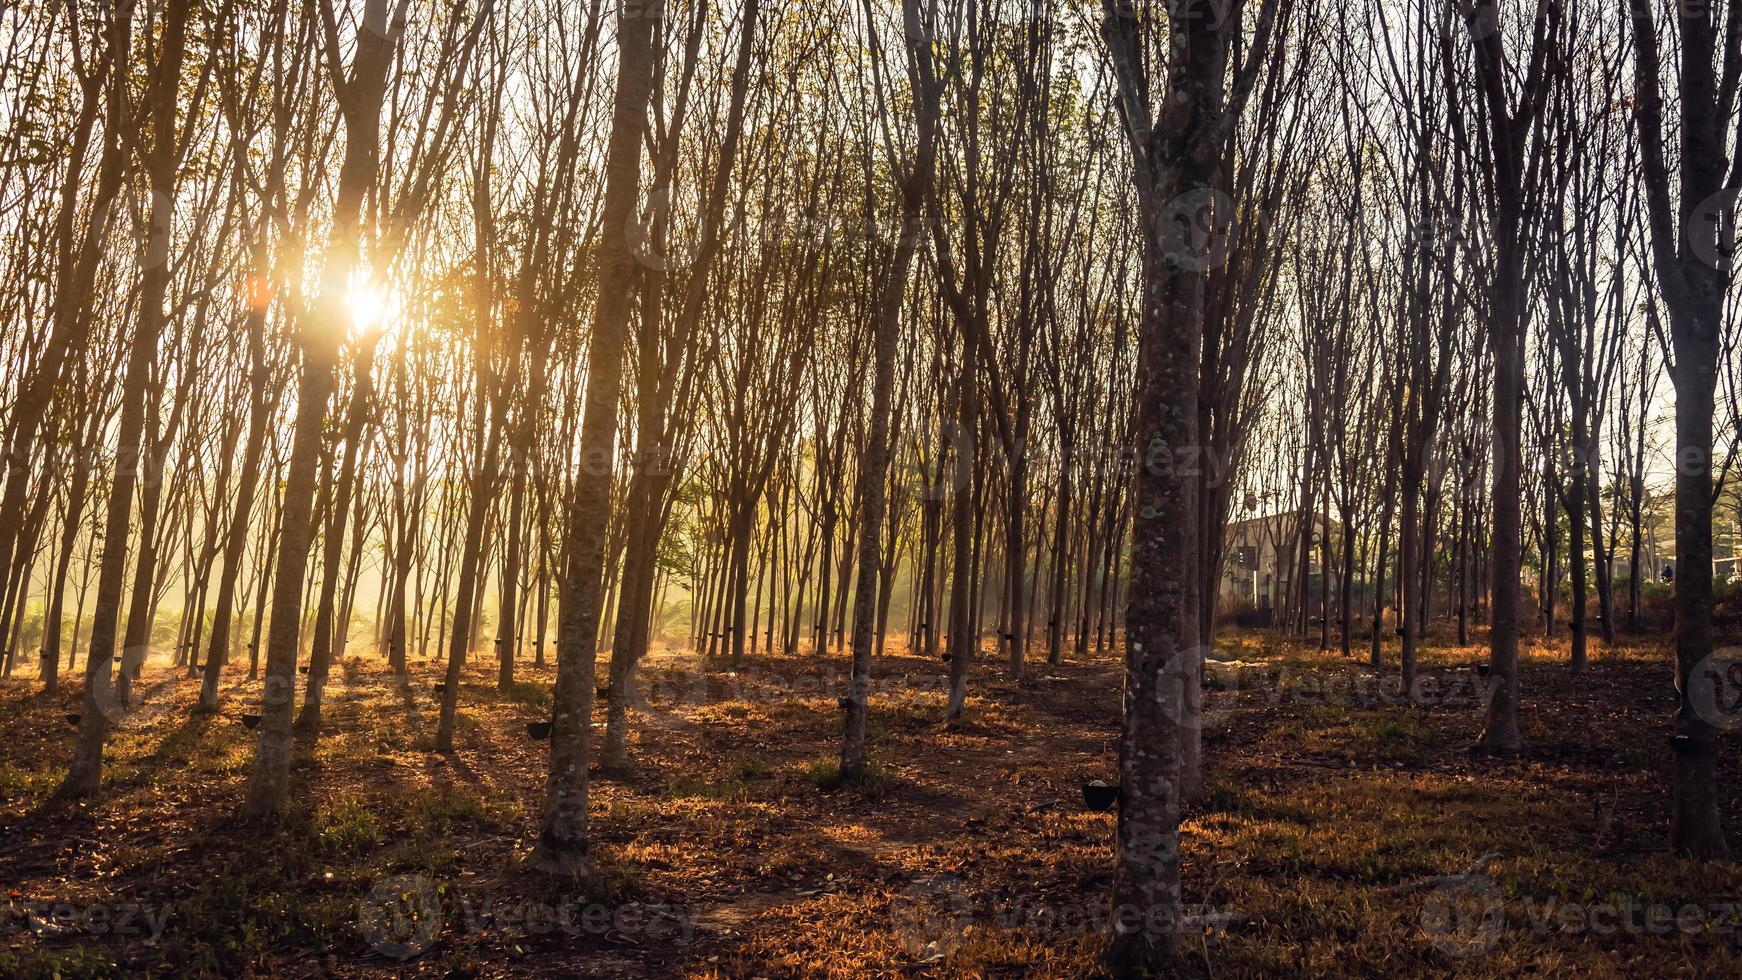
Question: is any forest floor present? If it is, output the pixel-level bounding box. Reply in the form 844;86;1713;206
1;629;1740;978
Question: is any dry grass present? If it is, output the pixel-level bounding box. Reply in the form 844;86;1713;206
0;629;1737;977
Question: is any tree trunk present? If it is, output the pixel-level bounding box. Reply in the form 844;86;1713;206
1100;0;1276;969
529;0;658;876
58;1;181;796
244;0;401;817
843;0;932;772
296;344;379;734
436;395;506;753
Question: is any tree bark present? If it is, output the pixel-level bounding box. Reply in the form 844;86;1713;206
529;0;659;876
1100;0;1277;970
244;0;403;817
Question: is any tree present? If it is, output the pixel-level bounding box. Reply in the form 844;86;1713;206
1627;0;1735;859
841;0;939;781
59;0;188;797
527;0;661;876
1100;0;1280;971
243;0;420;817
1462;0;1559;756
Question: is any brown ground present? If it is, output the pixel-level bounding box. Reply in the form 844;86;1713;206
1;630;1739;978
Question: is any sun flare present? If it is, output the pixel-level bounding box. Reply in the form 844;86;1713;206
345;280;397;338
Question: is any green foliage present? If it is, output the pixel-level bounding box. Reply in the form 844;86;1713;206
499;678;552;708
0;946;124;980
313;793;384;856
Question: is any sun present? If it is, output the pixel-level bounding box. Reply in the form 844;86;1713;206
346;280;393;337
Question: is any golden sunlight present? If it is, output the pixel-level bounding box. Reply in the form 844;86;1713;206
8;3;1736;976
345;280;397;338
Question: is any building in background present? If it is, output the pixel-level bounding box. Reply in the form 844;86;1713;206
1221;512;1334;615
